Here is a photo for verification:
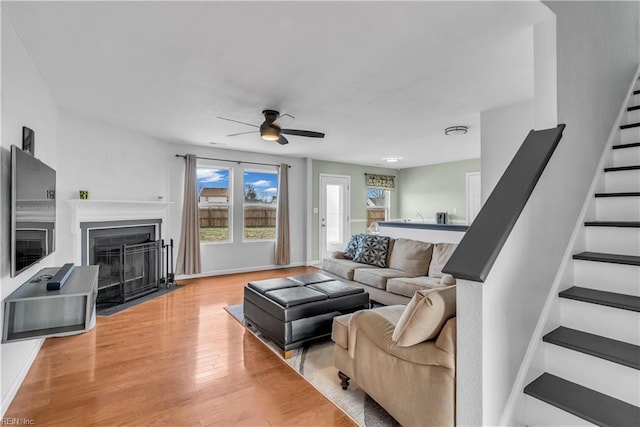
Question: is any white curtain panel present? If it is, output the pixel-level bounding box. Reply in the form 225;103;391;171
176;154;202;275
274;163;290;265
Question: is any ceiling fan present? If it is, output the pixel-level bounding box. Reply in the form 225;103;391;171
217;110;325;145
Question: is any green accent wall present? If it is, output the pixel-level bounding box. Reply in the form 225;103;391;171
311;160;399;260
398;158;481;224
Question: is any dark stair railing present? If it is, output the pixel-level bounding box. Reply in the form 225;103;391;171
442;124;565;282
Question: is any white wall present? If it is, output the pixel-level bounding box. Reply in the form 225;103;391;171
0;12;59;415
480;100;535;202
56;109;175;264
457;2;639;425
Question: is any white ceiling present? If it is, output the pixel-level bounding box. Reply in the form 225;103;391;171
3;1;549;168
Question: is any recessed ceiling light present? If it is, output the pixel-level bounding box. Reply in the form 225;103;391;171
444;126;468;136
383;156;401;163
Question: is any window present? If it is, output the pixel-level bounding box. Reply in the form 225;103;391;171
197;166;232;242
243;170;278;241
366;188;389;231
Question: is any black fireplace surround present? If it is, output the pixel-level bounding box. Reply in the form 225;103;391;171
81;220;162;304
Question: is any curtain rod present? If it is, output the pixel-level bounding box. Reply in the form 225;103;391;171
364;173;396;177
175;154;290;168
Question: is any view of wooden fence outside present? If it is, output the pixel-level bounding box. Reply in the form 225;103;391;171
244;206;276;227
200;206;229;228
199;206;276;241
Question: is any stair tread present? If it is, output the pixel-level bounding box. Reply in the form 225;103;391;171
612;142;640;150
604;165;640;172
524;373;640;426
573;251;640;266
595;191;640;197
544;326;640;370
584;221;640;227
560;286;640;312
621;122;640;129
628;105;640;111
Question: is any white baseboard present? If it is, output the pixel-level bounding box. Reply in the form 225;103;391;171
175;261;309;280
308;259;322;267
1;338;45;417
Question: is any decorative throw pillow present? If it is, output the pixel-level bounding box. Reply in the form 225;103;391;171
392;286;456;347
353;235;391;267
343;234;365;259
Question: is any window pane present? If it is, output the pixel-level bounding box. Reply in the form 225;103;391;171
366;188;388;207
198;167;231;242
199;206;229;241
326;184;342;243
366;188;388;231
243;170;278;240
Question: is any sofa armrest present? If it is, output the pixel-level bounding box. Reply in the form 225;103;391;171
351;310;455;370
332;251;346;259
348;305;404;357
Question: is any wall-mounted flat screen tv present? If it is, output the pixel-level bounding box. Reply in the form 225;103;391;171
11;145;56;277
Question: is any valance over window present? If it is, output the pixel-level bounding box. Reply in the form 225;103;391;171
365;173;396;190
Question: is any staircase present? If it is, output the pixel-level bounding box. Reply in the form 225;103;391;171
523;80;640;425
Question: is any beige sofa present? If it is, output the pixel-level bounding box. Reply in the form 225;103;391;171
331;286;456;427
322;237;457;305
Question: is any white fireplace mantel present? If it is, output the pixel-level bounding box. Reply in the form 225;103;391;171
67;199;173;264
67;199;172;227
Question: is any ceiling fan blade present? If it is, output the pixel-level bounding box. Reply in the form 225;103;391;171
217;116;259;128
226;130;260;137
281;129;325;138
277;135;289;145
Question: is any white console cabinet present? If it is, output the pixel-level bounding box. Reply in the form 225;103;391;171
2;266;98;343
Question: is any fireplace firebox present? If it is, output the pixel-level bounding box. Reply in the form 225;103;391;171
82;220;162;305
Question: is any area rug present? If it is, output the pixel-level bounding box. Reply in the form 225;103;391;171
97;285;182;316
224;304;399;427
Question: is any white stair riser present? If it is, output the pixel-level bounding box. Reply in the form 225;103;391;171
604;169;640;192
584;226;640;255
613;146;640;166
525;395;596;426
595;197;640;221
628;109;640;123
544;343;640;405
573;259;640;297
621;126;640;144
561;298;640;345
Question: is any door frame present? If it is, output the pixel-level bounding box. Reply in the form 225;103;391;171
319;174;351;261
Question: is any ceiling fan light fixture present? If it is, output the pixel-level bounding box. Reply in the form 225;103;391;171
444;125;468;136
260;124;281;141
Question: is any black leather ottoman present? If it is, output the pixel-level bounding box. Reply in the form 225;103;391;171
243;274;369;355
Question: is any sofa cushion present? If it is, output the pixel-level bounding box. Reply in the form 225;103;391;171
428;243;458;278
392;285;456;347
353;235;391;267
353;268;409;290
322;257;376;281
343;233;365;259
387;238;433;276
386;276;445;298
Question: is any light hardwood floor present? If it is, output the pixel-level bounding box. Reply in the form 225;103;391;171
5;267;356;426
